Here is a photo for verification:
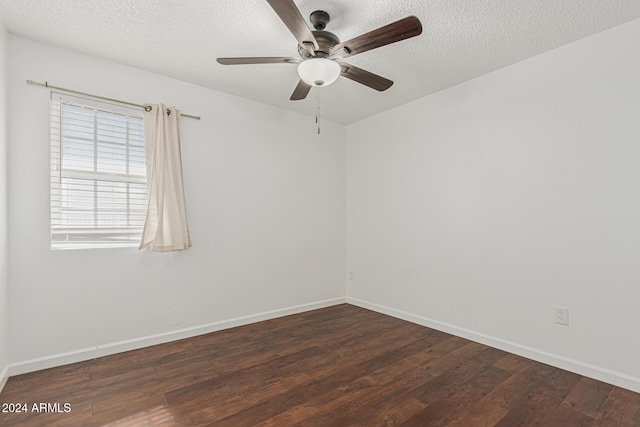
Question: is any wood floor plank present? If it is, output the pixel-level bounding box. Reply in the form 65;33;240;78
409;346;510;408
91;389;168;418
563;376;614;419
493;365;582;426
595;386;640;426
290;355;440;426
1;304;639;426
429;360;553;426
165;346;324;406
400;365;512;426
493;352;536;373
544;405;596;426
338;396;427;427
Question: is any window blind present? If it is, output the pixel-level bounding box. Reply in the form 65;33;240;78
50;92;147;249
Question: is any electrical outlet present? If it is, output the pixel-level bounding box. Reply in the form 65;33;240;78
555;307;569;326
348;271;354;281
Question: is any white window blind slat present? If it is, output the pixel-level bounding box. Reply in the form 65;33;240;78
50;92;148;250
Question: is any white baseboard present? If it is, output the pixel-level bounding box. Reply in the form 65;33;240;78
347;297;640;393
7;297;347;378
0;364;9;394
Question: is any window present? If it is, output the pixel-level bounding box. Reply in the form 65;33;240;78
50;93;147;249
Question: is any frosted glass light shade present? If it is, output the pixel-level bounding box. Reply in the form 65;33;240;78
297;58;341;87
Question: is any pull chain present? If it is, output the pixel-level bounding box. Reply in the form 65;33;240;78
316;93;320;135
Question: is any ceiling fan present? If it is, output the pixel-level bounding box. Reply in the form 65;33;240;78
217;0;423;101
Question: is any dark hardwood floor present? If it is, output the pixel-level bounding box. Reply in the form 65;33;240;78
1;304;639;426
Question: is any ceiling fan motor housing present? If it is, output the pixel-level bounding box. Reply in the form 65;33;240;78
298;31;340;58
298;11;340;59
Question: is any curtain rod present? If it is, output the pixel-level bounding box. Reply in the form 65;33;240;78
26;80;201;120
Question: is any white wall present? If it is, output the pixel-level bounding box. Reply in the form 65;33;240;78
346;18;640;391
0;21;9;388
7;36;346;365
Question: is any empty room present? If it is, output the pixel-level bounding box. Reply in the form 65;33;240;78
1;0;640;425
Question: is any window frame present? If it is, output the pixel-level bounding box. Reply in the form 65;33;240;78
50;92;148;250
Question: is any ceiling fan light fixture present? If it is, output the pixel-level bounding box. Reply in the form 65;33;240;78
297;58;341;87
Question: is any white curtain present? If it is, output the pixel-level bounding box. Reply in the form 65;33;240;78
139;104;191;252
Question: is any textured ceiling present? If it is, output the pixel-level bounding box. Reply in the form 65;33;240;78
1;0;639;124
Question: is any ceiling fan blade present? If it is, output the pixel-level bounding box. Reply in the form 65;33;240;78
332;16;422;59
217;57;300;65
339;63;393;91
290;80;312;101
267;0;319;53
